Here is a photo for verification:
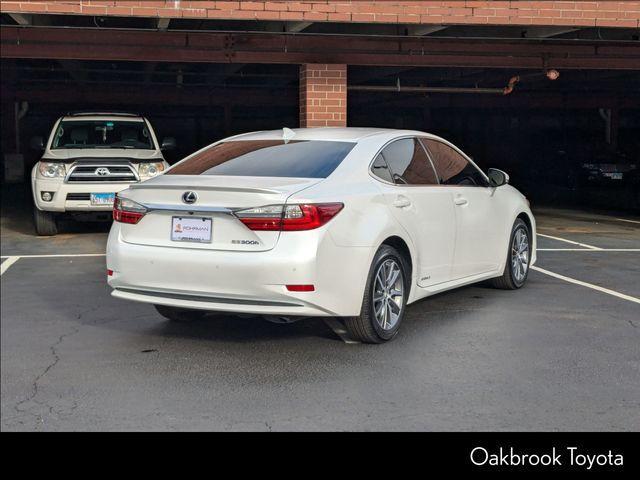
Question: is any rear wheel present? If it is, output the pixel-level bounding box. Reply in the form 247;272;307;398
345;245;408;344
154;305;207;323
33;206;58;236
491;218;531;290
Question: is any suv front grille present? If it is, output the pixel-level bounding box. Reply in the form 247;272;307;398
66;164;137;183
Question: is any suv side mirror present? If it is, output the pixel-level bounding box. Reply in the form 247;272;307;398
30;136;45;151
488;168;509;187
161;137;176;151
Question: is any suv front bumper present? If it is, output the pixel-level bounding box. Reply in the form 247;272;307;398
32;177;135;213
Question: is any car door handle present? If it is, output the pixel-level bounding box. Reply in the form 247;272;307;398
454;196;468;206
392;196;412;208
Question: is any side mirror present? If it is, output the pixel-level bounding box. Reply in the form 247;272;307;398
30;136;44;151
487;168;509;187
161;137;176;151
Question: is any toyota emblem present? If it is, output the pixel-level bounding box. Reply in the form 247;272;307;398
95;167;110;176
182;191;198;204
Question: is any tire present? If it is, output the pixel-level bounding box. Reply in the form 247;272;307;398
154;305;207;323
345;245;409;344
33;206;58;236
491;218;531;290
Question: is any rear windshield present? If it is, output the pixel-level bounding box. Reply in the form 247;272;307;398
167;140;355;178
52;120;154;150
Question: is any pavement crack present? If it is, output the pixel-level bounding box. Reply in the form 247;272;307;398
628;319;638;329
8;306;96;428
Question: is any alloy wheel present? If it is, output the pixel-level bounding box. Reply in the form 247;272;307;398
511;227;529;283
373;259;404;331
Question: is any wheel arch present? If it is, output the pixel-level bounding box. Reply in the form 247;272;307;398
380;235;414;297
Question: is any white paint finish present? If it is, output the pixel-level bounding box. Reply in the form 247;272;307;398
107;128;535;317
531;266;640;305
0;256;20;276
537;233;602;250
450;186;509;279
375;181;456;287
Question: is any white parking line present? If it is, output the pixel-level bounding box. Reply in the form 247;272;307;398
531;266;640;305
538;248;640;252
324;318;360;344
0;253;105;259
615;218;640;225
0;256;20;276
537;233;602;250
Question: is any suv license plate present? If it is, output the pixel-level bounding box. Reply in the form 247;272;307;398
91;193;115;206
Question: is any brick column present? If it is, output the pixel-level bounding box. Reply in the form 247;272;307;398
299;64;347;128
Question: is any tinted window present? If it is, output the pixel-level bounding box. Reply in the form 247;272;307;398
371;154;393;183
52;120;154;150
381;138;438;185
168;140;354;178
422;138;488;186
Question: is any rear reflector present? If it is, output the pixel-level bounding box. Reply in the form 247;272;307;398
286;285;315;292
236;203;343;231
107;269;113;276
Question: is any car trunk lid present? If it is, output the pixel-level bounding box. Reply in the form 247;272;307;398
117;175;321;251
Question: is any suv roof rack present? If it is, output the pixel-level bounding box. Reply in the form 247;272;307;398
65;112;142;117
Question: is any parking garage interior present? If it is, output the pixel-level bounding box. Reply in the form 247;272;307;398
1;13;639;227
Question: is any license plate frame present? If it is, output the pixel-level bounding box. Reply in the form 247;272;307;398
171;216;213;243
90;192;115;206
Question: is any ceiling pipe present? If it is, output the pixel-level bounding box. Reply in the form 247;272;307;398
349;76;521;96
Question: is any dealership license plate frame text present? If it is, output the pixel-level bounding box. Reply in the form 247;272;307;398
171;216;213;243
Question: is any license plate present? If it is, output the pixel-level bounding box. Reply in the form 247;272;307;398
171;216;212;243
604;172;623;180
91;192;115;206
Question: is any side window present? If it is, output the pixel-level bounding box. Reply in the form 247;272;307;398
422;138;488;187
380;138;438;185
371;153;393;183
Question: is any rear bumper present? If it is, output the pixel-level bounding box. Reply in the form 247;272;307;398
106;224;373;317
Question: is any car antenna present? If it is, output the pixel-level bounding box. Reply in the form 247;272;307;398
282;127;296;144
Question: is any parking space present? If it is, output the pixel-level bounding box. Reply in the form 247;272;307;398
1;207;638;431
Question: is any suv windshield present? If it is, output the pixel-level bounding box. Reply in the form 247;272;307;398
51;120;154;149
167;140;355;178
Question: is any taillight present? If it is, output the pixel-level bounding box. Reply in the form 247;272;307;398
113;195;147;224
235;203;343;231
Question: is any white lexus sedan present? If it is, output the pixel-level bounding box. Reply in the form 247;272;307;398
106;128;535;343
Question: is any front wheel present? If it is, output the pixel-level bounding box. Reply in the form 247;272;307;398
33;206;58;236
345;245;409;344
491;218;531;290
154;305;207;323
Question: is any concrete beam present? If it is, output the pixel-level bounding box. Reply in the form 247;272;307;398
8;13;32;25
286;22;313;33
157;18;171;31
406;25;448;36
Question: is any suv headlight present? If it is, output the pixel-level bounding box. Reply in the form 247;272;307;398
38;162;66;178
138;162;165;177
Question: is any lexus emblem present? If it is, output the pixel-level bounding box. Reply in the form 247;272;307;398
182;191;198;204
95;167;110;176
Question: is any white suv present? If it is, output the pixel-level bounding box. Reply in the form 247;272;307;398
31;113;172;235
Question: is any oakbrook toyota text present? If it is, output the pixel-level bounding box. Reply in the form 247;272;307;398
470;446;624;470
